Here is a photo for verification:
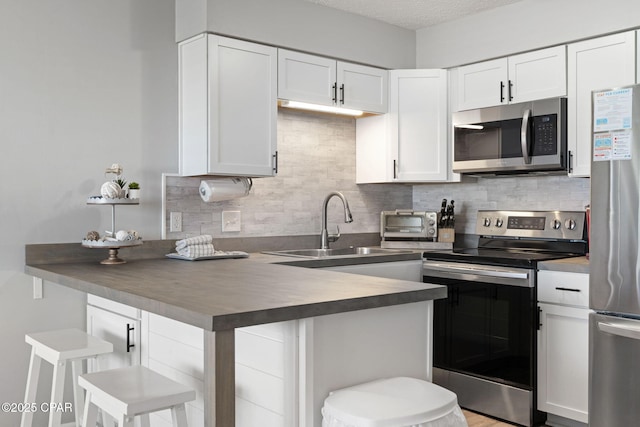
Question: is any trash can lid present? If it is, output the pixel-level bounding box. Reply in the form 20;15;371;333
321;377;459;427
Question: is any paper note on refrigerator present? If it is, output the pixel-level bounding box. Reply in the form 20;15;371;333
593;87;633;132
594;130;633;161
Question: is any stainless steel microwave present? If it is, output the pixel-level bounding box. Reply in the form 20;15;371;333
452;97;567;175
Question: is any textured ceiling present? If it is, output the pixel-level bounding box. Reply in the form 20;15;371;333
304;0;526;30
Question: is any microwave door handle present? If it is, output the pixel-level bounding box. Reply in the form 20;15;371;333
521;109;532;164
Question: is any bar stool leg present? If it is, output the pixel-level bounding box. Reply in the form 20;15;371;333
82;394;98;427
171;404;188;427
118;414;135;427
48;360;66;427
71;359;84;427
140;413;150;427
21;348;42;427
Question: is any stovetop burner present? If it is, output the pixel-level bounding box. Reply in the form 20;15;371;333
426;247;585;269
424;210;588;268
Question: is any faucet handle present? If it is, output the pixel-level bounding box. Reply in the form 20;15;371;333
328;225;341;243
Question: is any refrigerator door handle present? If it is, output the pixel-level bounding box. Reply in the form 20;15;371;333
598;321;640;340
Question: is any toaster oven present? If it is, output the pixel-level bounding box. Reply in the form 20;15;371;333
380;210;438;241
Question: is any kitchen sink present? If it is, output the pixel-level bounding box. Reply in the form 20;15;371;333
263;247;412;259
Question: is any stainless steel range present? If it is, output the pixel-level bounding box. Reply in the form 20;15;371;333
423;210;587;426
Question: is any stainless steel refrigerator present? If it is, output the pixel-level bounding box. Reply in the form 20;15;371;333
590;83;640;427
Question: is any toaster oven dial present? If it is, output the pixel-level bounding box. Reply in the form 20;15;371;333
428;219;436;226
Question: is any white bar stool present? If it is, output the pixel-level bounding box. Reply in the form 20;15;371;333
78;365;196;427
21;328;114;427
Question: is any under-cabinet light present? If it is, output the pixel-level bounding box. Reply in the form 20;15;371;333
455;124;484;130
280;100;364;116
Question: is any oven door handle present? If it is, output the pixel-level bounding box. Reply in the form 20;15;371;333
423;262;529;280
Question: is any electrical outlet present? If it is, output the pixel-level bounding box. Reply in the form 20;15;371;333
170;212;182;232
222;211;241;232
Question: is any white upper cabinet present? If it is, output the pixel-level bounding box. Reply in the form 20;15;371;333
356;69;453;183
567;31;636;177
278;49;388;113
179;34;278;177
457;46;567;111
457;58;508;110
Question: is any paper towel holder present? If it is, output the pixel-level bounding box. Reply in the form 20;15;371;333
199;177;253;202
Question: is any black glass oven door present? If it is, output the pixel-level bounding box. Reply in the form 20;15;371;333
432;278;535;389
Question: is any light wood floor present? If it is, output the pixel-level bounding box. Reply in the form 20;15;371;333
463;409;550;427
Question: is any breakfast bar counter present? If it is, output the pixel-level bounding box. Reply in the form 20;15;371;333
25;242;446;427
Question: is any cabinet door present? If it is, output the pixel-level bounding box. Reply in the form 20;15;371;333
277;49;336;106
509;45;567;103
87;305;141;371
209;35;278;176
391;69;449;181
567;31;636;177
355;114;393;183
457;58;508;110
179;34;278;177
337;62;388;113
537;303;589;423
356;69;450;183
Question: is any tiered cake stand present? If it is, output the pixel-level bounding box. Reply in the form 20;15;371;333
82;197;142;264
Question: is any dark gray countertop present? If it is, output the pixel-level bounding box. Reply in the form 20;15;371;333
538;256;590;274
25;242;444;331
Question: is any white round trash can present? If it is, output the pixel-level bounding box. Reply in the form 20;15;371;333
321;377;468;427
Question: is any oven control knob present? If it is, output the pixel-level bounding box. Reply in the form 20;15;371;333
495;218;503;227
428;228;436;235
483;217;492;227
428;219;436;226
552;219;562;230
565;219;577;230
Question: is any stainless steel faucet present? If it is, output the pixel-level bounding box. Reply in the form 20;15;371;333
320;191;353;249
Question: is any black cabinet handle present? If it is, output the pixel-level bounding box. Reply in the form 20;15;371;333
340;84;345;105
500;81;505;103
555;287;581;292
273;151;278;174
126;323;135;353
332;83;337;103
393;160;397;179
508;80;514;101
537;307;543;330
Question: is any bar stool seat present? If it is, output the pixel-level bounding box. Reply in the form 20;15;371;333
79;365;196;427
21;328;114;427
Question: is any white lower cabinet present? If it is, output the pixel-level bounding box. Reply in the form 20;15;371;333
537;271;589;425
86;295;141;371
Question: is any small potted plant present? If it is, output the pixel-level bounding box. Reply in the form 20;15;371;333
114;178;127;198
128;182;140;199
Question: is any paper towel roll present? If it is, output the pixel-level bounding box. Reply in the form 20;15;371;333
199;178;251;202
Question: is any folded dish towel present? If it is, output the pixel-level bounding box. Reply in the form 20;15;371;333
176;234;213;250
177;243;216;258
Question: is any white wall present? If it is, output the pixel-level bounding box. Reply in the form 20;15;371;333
0;1;177;424
416;0;640;68
176;0;416;69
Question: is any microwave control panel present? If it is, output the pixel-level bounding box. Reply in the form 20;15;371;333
532;115;558;156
